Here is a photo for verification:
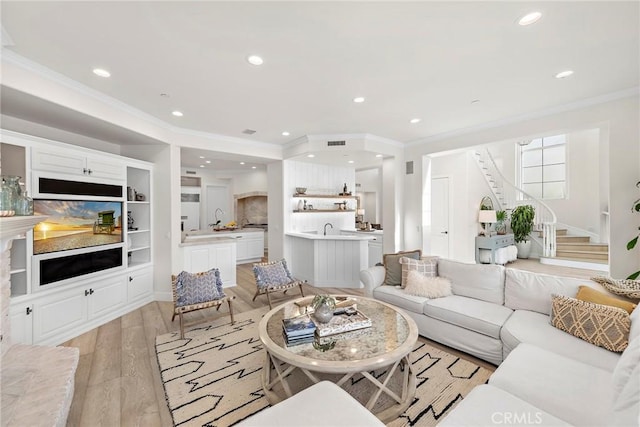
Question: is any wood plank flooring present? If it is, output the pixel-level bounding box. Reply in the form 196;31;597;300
63;258;603;426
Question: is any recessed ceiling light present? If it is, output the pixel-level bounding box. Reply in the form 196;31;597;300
199;165;204;168
93;68;111;78
172;110;184;117
199;156;205;159
160;93;169;98
282;131;290;136
247;55;264;66
348;160;355;164
252;166;257;169
375;154;383;158
307;154;315;158
240;162;245;165
555;70;574;79
471;99;481;104
409;118;421;124
205;160;211;164
518;12;542;26
353;97;365;103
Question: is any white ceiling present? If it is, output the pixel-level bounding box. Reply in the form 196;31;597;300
1;1;639;169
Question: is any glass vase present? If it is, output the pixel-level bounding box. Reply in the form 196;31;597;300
0;175;21;216
314;303;334;324
15;190;34;216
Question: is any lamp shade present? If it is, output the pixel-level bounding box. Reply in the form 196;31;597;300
357;209;365;216
478;210;497;223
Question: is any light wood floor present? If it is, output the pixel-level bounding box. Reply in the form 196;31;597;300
63;258;603;426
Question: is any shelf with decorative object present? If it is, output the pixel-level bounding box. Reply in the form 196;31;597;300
293;210;355;213
293;194;357;199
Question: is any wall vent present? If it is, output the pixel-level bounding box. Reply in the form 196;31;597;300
327;140;346;146
185;170;197;175
242;129;257;135
406;161;414;175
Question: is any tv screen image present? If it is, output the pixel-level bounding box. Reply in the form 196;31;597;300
33;200;123;255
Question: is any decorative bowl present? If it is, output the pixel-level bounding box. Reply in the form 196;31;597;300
295;187;307;194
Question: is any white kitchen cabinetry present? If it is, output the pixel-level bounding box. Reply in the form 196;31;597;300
32;148;125;181
33;275;127;344
182;240;237;287
9;302;33;345
340;230;384;267
235;232;265;264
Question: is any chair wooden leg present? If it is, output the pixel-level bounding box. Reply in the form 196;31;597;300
252;289;261;302
299;283;305;298
216;304;221;311
266;290;273;310
179;312;185;339
171;312;176;322
228;299;235;324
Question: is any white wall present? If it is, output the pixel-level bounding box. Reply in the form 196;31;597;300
405;95;640;278
268;161;284;261
356;168;382;224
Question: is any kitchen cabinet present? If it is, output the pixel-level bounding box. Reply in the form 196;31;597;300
235;232;265;263
182;240;237;286
126;266;154;304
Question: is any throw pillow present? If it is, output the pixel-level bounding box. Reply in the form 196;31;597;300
550;294;631;352
576;285;637;314
175;268;225;307
404;271;453;298
382;249;421;286
591;276;640;300
399;256;438;288
253;259;295;290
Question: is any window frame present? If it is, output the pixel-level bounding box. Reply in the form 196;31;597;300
518;135;567;200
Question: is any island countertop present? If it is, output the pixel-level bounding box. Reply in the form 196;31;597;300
285;231;376;241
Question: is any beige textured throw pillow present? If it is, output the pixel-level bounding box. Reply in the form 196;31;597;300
550;294;631;352
382;249;421;286
404;270;453;298
399;256;438;288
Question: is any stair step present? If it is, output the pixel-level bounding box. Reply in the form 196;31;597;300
556;235;590;243
556;243;608;252
538;229;568;237
555;250;609;261
540;256;609;271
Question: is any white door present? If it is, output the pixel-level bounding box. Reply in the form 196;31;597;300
206;185;230;227
431;177;450;258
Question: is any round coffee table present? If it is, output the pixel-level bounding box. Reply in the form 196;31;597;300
258;295;418;422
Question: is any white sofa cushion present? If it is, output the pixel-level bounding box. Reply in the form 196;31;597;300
610;359;640;426
237;381;384;426
504;269;604;315
424;295;513;339
373;285;428;314
501;309;620;371
438;259;505;304
489;343;613;427
438;384;571;426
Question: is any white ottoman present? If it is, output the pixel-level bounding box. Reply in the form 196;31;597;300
237;381;385;427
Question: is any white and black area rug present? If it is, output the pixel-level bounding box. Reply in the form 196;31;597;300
156;308;492;427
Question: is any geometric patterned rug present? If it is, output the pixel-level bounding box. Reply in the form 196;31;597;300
156;307;492;427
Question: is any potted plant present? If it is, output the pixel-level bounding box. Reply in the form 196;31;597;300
311;294;336;323
495;210;508;235
510;205;535;258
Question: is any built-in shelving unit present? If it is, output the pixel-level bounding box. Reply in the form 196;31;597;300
292;194;357;199
293;209;356;213
126;166;152;268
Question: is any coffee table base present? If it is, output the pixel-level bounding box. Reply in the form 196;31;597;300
261;352;416;423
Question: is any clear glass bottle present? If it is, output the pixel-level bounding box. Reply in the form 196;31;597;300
15;189;34;216
0;175;21;216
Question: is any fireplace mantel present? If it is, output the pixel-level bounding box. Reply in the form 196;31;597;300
0;215;46;251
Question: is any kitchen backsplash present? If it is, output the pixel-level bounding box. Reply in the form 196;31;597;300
237;195;267;224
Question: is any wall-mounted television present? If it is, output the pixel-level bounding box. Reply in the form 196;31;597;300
33;200;123;255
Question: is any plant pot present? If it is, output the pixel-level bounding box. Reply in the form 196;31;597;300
313;303;334;323
516;240;532;259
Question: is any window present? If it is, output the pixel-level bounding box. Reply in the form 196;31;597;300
519;134;566;199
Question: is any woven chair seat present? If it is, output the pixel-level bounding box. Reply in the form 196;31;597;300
174;295;236;314
252;260;306;309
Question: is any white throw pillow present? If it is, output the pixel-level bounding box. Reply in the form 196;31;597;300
404;270;452;298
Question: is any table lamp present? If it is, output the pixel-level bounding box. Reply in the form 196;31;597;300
478;210;497;236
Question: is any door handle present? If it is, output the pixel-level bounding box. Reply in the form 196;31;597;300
441;231;448;234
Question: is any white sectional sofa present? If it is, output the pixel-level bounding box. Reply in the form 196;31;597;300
360;258;640;425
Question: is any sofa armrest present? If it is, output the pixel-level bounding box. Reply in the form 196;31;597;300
360;266;386;297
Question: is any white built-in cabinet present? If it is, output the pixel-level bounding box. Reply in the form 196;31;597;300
182;240;237;286
1;132;154;346
32;148;125;180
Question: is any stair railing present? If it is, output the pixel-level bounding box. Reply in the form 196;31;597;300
474;148;557;257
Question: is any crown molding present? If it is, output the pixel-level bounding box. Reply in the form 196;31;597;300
408;87;640;147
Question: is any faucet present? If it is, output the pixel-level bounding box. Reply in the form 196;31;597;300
323;222;333;236
214;208;224;224
240;217;250;227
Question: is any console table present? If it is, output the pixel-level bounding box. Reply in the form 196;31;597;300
475;234;515;264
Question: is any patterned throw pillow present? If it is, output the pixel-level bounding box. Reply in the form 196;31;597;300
253;259;294;290
550;294;631;352
382;250;422;286
591;276;640;300
399;256;438;288
576;285;637;314
175;269;225;307
404;271;452;298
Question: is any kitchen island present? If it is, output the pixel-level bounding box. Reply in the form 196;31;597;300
183;228;265;264
285;231;376;288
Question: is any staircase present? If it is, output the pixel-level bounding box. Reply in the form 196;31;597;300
539;229;609;271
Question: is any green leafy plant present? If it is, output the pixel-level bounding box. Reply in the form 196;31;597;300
495;210;508;234
510;205;535;243
627;181;640;280
311;294;336;310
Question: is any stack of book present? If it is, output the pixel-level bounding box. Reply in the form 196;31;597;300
282;315;316;346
